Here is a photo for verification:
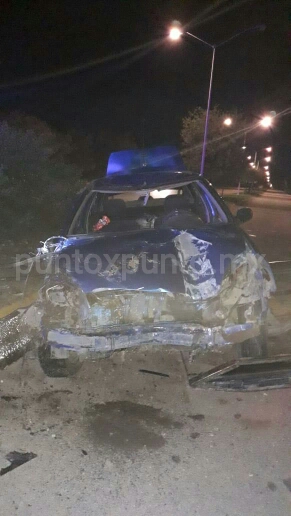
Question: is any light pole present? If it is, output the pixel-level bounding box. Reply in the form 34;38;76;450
169;23;265;176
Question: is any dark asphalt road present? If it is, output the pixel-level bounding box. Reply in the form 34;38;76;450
230;191;291;262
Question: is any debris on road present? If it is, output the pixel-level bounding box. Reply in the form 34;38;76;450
139;369;170;378
0;451;37;476
188;355;291;391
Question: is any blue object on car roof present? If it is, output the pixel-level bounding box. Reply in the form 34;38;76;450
93;170;197;191
106;146;187;176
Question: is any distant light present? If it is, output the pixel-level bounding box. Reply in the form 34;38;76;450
270;183;273;188
264;165;269;170
265;171;270;176
151;189;176;199
242;145;247;150
260;116;273;128
169;21;183;40
169;27;182;40
223;118;233;126
247;155;252;160
265;156;271;162
266;147;272;152
250;162;254;166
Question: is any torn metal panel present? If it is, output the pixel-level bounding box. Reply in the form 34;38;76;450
174;231;219;300
188;355;291;391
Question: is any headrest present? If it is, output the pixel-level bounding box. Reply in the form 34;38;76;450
103;199;126;218
164;195;190;213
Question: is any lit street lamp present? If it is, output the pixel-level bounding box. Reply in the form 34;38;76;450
260;115;273;128
169;25;182;41
223;117;233;126
169;22;265;176
266;147;272;152
265;156;271;162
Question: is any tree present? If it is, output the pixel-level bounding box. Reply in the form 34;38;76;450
0;115;83;238
181;106;251;185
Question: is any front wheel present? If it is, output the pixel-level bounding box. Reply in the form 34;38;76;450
38;342;82;377
238;325;268;359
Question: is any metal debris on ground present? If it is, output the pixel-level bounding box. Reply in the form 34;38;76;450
0;451;37;476
139;369;170;378
188;355;291;391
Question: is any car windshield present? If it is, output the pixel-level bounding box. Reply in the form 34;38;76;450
69;180;228;235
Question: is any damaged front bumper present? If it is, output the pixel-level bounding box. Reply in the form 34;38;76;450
0;235;276;368
47;321;261;359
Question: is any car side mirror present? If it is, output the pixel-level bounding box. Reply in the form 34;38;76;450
235;207;253;224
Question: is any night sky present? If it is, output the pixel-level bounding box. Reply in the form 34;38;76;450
0;0;290;148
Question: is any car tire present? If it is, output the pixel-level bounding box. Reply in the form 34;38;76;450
38;343;82;377
238;325;268;359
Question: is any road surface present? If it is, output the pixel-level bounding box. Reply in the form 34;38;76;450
1;349;291;516
225;190;291;262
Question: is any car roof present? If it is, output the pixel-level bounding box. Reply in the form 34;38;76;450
91;170;200;192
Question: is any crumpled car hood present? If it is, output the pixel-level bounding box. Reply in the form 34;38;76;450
54;225;269;301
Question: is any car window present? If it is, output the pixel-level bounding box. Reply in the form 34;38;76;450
192;182;228;224
69;181;228;235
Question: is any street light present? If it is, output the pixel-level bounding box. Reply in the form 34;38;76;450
247;155;252;160
265;156;271;162
266;147;272;152
223;117;233;126
168;22;265;176
260;116;273;128
169;23;183;41
264;165;269;170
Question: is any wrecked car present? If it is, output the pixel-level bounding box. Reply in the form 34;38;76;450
0;146;276;376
